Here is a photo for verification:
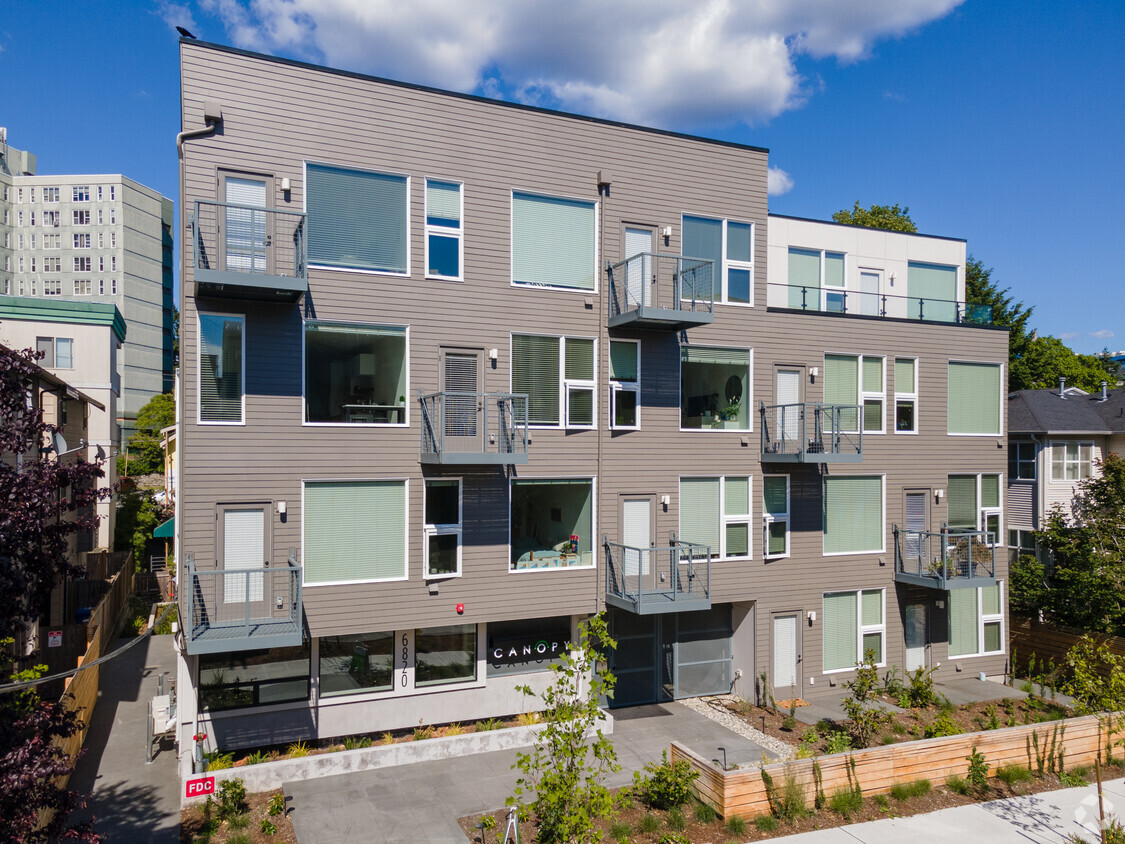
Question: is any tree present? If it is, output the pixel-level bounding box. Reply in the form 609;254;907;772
118;392;174;477
832;201;917;233
509;614;620;844
965;256;1033;357
1010;335;1114;393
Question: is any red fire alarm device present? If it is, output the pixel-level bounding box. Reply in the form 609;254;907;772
456;603;464;615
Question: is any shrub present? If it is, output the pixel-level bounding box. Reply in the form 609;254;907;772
517;711;541;727
725;814;748;835
444;722;464;736
996;764;1033;785
901;665;940;708
754;814;778;832
244;750;268;765
659;834;690;844
841;650;890;748
1060;769;1089;787
260;819;278;836
924;713;963;738
226;812;250;830
633;750;700;810
966;746;990;794
826;729;853;754
267;793;286;817
946;775;972;796
639;813;660;833
827;785;864;820
890;779;931;800
665;806;686;831
475;717;501;732
609;820;632;842
343;736;371;750
216;779;247;820
204;751;234;770
781;714;797;731
873;793;890;811
226;835;251;844
694;801;717;823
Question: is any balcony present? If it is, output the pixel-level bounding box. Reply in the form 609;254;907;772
192;200;308;303
607;253;715;331
604;535;711;614
760;402;863;463
183;555;303;655
766;283;992;325
419;391;528;465
893;526;997;590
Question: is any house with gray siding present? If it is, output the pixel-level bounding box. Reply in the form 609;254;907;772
175;39;1010;777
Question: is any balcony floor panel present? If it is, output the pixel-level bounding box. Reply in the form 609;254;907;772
186;617;303;655
894;572;998;591
605;592;712;615
609;307;714;331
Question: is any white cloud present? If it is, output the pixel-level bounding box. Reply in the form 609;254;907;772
199;0;964;128
1091;329;1115;340
155;0;198;35
1058;332;1080;341
767;166;794;196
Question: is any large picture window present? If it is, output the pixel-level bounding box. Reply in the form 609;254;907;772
949;583;1004;657
823;589;885;671
199;645;310;712
199;313;244;423
682;215;753;304
415;624;477;687
512;334;596;428
680;346;751;430
510;479;594;570
907;261;957;322
679;476;751;559
306;162;408;274
512;192;596;290
319;632;394;697
303;480;407;584
948;361;1002;435
823;476;884;555
304;321;407;424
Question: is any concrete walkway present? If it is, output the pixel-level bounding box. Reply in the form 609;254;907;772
68;634;181;842
284;701;771;843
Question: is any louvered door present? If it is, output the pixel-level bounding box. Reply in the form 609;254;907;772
441;349;484;453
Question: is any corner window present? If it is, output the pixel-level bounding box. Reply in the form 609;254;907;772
1009;442;1036;480
948;361;1001;435
763;475;790;558
319;631;394;697
198;313;244;423
824;354;883;433
511;192;596;290
306;162;408;274
609;340;640;430
948;473;1002;544
679;476;751;560
415;624;477;687
199;645;311;712
680;346;751;430
682;215;754;304
787;248;846;312
304;321;407;424
894;357;918;433
1050;441;1093;481
823;589;885;671
511;334;596;428
949;583;1004;657
907;261;957;322
425;179;463;280
424;479;461;578
510;479;594;570
303;480;407;584
823;476;884;554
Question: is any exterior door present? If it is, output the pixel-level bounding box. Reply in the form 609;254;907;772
222;507;266;605
624;228;654;309
440;349;484;453
904;491;929;565
775;367;803;446
772;613;801;696
220;173;272;275
905;603;929;671
859;270;881;316
621;496;654;580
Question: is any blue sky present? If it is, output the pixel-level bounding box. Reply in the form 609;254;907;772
2;0;1120;353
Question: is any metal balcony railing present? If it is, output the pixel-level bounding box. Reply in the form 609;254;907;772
192;200;308;302
760;402;863;462
766;283;992;325
183;553;303;655
603;534;711;614
419;391;529;465
893;525;997;590
607;253;715;330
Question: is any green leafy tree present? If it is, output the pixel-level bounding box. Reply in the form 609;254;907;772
965;256;1035;385
114;490;164;567
1010;335;1114;393
118;392;174;476
832;202;917;233
509;614;620;843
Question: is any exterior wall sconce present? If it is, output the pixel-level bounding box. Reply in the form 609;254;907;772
935;489;944;502
488;348;498;361
277;500;287;515
280;177;291;192
660;494;670;507
807;610;816;624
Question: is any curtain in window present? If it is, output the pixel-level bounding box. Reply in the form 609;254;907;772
683;216;723;300
307;163;407;273
947;362;1001;434
823;592;858;670
512;335;560;424
512;193;595;289
680;478;720;555
823;476;882;553
788;248;820;308
948;587;979;656
304;481;406;583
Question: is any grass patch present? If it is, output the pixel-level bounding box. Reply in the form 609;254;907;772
754;814;778;832
724;815;748;836
890;779;932;801
996;764;1033;785
665;806;685;831
639;813;660;834
827;786;864;820
694;801;717;823
946;774;973;796
609;820;632;842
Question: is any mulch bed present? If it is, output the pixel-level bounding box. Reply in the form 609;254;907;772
180;788;297;843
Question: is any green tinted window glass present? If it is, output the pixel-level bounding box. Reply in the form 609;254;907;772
823;592;858;671
823;476;882;554
948;587;979;656
725;477;749;515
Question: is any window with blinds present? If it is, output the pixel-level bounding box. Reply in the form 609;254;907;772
512;192;595;290
680;346;751;430
199;314;244;423
306;162;408;273
425;179;462;279
679;476;751;559
947;361;1001;435
512;335;596;428
610;340;640;429
303;480;407;584
764;475;789;557
823;588;885;671
949;583;1004;657
823;476;883;554
787;247;820;309
907;261;957;322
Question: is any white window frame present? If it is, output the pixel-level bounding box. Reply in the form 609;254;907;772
110;208;116;224
44;234;60;249
678;345;754;433
98;232;104;248
950;583;1006;658
423;178;464;282
949;472;1004;546
72;186;90;202
73;209;89;226
1010;441;1036;480
680;213;755;306
677;475;753;561
43;210;59;228
609;339;640;431
111;256;117;271
73;256;91;273
510;189;599;294
16;188;23;203
29;187;35;203
861;355;886;435
1050;440;1094;482
510;333;598;430
74;280;92;296
29;211;35;227
28;234;34;248
98;257;104;272
947;358;1004;437
789;248;848;311
763;474;790;559
822;474;887;557
98;280;105;295
110;185;115;200
111;279;117;294
111;232;116;248
197;311;246;426
423;478;462;580
44;187;59;203
894;356;919;435
97;209;103;225
508;476;598;574
822;588;887;674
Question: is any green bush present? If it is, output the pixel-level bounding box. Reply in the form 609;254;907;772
633;750;700;810
639;812;660;833
693;801;717;823
658;833;690;844
259;819;278;836
217;779;247;820
825;729;853;754
724;814;748;835
827;785;863;820
204;751;234;771
226;812;249;830
966;747;990;794
946;775;972;796
267;793;286;817
923;713;963;738
609;820;632;842
754;814;778;832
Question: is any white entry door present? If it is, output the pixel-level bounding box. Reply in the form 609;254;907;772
905;603;928;671
773;614;799;691
622;497;652;579
223;507;265;603
624;228;653;309
222;176;269;274
859;271;881;316
775;368;802;445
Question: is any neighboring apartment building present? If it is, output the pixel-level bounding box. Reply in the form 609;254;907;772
1007;383;1125;555
0;133;174;443
175;40;1009;775
0;296;125;548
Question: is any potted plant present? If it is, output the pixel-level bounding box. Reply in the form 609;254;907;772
712;399;742;429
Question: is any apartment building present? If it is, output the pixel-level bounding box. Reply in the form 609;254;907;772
0;133;174;443
175;40;1009;774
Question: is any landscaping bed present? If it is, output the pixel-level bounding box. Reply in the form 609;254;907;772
180;787;297;844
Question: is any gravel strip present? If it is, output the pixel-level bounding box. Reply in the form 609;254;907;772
680;695;795;763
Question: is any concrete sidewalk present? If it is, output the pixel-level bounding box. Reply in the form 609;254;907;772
67;634;181;842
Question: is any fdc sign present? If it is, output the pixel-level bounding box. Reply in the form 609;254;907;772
185;777;215;798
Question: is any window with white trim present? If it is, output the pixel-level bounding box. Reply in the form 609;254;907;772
110;232;116;248
948;361;1002;435
609;339;640;430
72;186;90;202
42;210;59;227
97;209;103;225
73;233;90;249
679;476;752;560
304;321;407;425
43;187;59;203
29;188;35;203
894;357;918;433
787;247;846;312
198;313;244;423
763;475;790;558
823;475;884;554
109;208;115;224
74;280;91;295
306;162;409;274
512;334;596;428
72;210;89;226
823;589;885;671
424;479;461;578
109;185;115;200
29;234;35;248
43;234;60;249
511;191;596;290
824;354;884;433
510;479;594;570
424;179;463;280
682;215;754;304
303;480;408;584
111;256;116;271
98;257;104;272
948;473;1002;544
680;346;751;430
1051;441;1093;481
29;211;35;226
73;256;91;272
43;257;60;273
98;232;104;248
949;583;1004;657
110;279;117;294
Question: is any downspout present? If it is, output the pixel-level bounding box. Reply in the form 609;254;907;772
596;174;609;620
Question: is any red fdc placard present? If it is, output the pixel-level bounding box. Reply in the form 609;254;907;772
185;777;215;798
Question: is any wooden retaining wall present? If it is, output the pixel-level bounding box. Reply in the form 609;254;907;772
673;713;1110;820
1010;615;1125;673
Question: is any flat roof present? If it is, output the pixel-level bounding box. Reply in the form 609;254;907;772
769;213;968;245
0;296;126;342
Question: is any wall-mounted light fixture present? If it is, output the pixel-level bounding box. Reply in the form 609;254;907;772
488;348;498;361
661;225;672;238
277;500;287;515
935;489;944;502
810;366;819;378
807;610;816;625
660;494;670;507
280;177;291;192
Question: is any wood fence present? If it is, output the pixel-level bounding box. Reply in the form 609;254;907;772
673;713;1111;819
1010;615;1125;674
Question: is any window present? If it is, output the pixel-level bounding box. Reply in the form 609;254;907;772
823;589;885;671
512;191;596;290
74;280;91;295
510;479;594;570
97;209;103;225
907;261;957;322
29;234;34;248
97;186;103;200
72;186;90;202
1051;441;1094;481
680;346;751;430
110;279;117;294
98;232;104;248
44;254;61;272
787;248;846;311
487;617;570;677
424;479;461;578
894;357;918;433
43;234;60;249
98;279;105;295
1009;442;1036;480
763;475;790;558
511;334;596;428
304;480;408;584
29;188;35;203
949;584;1004;657
43;280;61;296
36;336;72;368
823;476;884;554
72;210;90;226
110;232;116;248
17;212;22;226
319;631;394;697
1008;529;1037;552
17;257;23;273
36;337;54;367
948;473;1002;543
29;211;35;226
29;280;36;296
199;645;311;711
111;256;116;271
424;179;462;279
110;185;115;200
73;256;91;272
98;257;104;272
415;624;476;686
306;162;408;273
29;257;36;273
16;188;22;203
44;187;59;203
109;208;115;224
948;361;1002;435
73;233;90;249
198;313;244;423
304;321;407;424
680;476;752;559
609;340;640;429
824;354;884;433
42;210;59;227
682;215;754;304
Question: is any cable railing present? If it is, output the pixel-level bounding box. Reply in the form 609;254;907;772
760;402;863;462
767;283;992;325
607;253;715;327
893;525;997;588
419;391;528;464
604;534;711;613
